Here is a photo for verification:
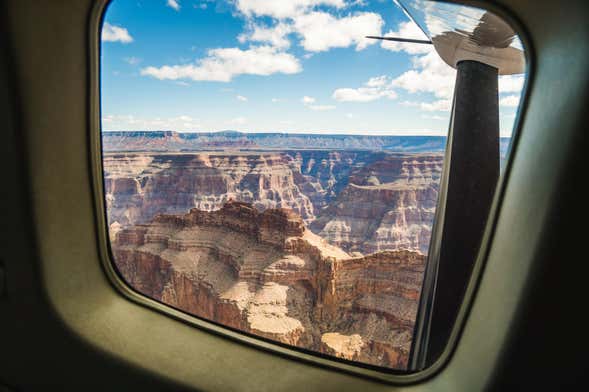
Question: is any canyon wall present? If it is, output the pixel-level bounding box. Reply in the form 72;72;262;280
103;152;317;226
112;202;425;369
311;153;443;254
104;151;443;255
102;150;383;227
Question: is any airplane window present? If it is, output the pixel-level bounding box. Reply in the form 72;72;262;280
99;0;527;372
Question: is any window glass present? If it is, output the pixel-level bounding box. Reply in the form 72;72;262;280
101;0;525;371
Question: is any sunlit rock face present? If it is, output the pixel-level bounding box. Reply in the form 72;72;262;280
103;151;386;227
103;152;317;226
310;154;443;255
103;151;443;255
112;201;426;369
104;149;444;369
289;150;386;211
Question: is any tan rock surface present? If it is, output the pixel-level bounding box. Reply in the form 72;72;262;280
321;333;364;361
311;154;443;254
112;201;425;369
103;152;316;226
104;151;443;257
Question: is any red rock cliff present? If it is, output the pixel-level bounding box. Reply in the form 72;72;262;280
112;201;425;369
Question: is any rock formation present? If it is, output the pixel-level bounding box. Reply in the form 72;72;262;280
311;154;443;254
290;150;384;210
103;151;443;255
102;150;386;226
103;152;316;226
112;201;425;369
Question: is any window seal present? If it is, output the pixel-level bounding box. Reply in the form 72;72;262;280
88;0;534;384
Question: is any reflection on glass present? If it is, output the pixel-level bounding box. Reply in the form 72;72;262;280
396;0;525;74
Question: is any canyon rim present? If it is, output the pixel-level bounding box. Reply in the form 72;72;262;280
102;132;444;370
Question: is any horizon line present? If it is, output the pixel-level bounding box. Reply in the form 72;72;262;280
101;129;449;137
101;129;514;138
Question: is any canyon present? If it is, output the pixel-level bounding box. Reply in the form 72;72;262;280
311;153;442;254
104;150;443;255
113;201;425;369
103;133;445;370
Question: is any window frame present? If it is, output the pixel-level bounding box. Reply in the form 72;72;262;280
90;0;534;383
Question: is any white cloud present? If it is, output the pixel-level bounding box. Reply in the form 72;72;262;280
228;116;248;125
102;23;133;43
237;10;383;53
368;17;460;114
141;46;302;82
392;50;456;100
419;99;452;112
301;95;334;111
391;51;523;113
271;98;282;102
239;22;293;49
332;76;397;102
499;75;525;93
500;94;520;107
380;21;431;54
235;0;345;19
365;75;388;87
332;87;395;102
421;114;447;121
167;0;180;11
124;56;142;65
401;99;451;112
236;95;248;102
308;104;336;111
293;11;383;52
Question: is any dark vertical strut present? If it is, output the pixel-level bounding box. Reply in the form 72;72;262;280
410;60;500;369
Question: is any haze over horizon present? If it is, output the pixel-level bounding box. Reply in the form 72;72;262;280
102;128;453;136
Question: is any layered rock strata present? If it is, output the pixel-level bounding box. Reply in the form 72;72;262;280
103;151;443;255
112;201;425;369
311;154;443;254
103;152;316;226
102;151;382;227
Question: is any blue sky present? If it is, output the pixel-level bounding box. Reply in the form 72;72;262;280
101;0;525;136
